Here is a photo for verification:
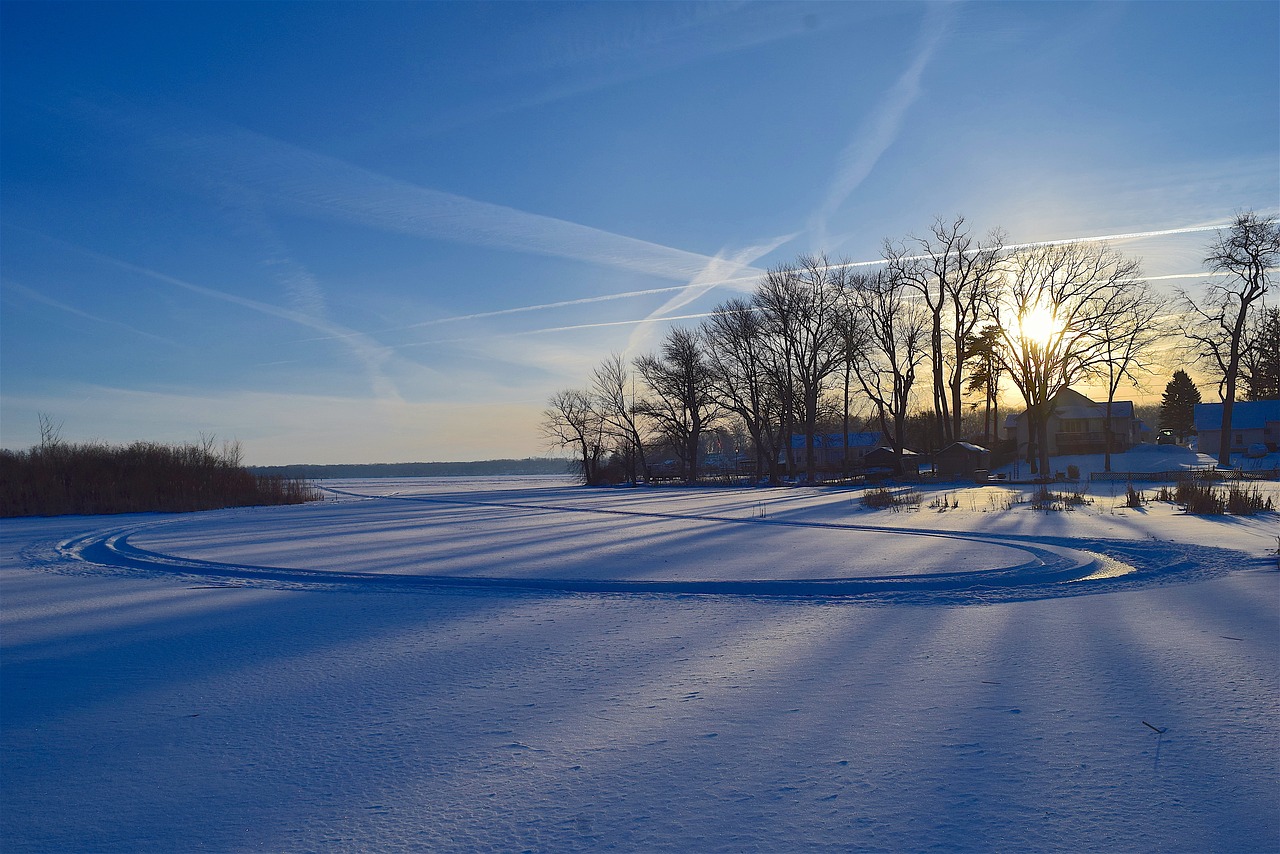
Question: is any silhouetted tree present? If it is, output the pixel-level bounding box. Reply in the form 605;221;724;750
885;216;1005;448
964;324;1004;446
1241;306;1280;401
541;389;606;485
753;255;848;482
834;284;870;474
1179;211;1279;465
701;299;786;483
1087;276;1169;471
1159;370;1201;441
994;241;1146;480
847;269;929;474
591;353;649;484
635;326;721;484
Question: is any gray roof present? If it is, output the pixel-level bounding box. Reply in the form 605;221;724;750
1055;400;1135;420
1010;389;1138;424
1194;400;1280;431
865;446;921;457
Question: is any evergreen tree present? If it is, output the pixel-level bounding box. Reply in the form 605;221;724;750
1241;307;1280;401
1159;370;1201;440
964;324;1004;445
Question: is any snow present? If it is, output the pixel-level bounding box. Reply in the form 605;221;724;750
991;443;1280;480
2;463;1278;852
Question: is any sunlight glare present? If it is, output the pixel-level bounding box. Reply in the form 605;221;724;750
1017;304;1061;348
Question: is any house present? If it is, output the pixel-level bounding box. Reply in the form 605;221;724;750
936;442;990;478
785;432;883;469
1193;399;1280;456
1010;388;1144;459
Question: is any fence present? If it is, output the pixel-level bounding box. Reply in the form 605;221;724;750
1090;467;1280;483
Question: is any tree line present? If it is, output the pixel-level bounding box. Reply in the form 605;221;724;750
544;212;1278;484
248;459;574;480
1;421;321;517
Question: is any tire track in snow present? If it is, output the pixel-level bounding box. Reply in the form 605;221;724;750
43;489;1263;604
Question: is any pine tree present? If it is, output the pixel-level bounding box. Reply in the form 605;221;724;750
1159;370;1201;440
1241;307;1280;401
964;324;1004;445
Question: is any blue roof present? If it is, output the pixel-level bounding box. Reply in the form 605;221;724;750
1194;400;1280;431
789;432;882;450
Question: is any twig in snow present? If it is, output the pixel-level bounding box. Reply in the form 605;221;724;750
1221;636;1244;641
1142;720;1166;734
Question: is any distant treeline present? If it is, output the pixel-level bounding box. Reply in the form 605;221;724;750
247;458;574;480
1;439;321;517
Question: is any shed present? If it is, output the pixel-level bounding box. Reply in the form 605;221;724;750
863;446;921;472
936;441;991;478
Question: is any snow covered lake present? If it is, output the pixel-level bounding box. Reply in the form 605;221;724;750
3;472;1277;852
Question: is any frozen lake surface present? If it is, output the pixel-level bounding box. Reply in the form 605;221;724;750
3;474;1277;852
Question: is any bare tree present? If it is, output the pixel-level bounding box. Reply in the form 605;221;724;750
37;412;64;454
753;255;848;482
591;353;649;484
994;241;1146;480
886;216;1005;450
1086;276;1169;471
1240;306;1280;401
834;285;870;475
847;269;929;474
541;389;606;485
1179;212;1279;465
635;326;721;484
701;299;786;484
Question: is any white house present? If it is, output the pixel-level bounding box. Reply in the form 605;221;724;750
1009;388;1148;459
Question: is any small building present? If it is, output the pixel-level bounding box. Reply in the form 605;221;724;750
936;442;991;478
863;446;922;472
1194;399;1280;456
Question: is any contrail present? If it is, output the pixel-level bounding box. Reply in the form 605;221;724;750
391;221;1243;335
810;3;952;246
401;308;753;348
2;278;178;346
397;285;697;328
827;222;1238;272
103;104;769;287
32;231;410;403
624;232;797;356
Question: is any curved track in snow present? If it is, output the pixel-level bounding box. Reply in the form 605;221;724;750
45;487;1259;605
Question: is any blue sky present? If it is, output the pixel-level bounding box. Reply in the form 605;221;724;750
2;1;1277;464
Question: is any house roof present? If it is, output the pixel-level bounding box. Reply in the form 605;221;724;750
1055;400;1135;420
1194;399;1280;431
939;441;989;454
865;446;921;458
789;432;882;450
1011;388;1136;422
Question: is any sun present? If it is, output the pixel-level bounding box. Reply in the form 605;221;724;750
1016;303;1061;348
